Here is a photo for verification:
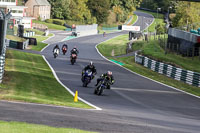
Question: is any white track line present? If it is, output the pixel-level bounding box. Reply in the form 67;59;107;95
42;55;102;110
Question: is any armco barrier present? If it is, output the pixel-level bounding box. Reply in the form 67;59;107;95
135;53;200;87
23;31;35;37
0;46;6;83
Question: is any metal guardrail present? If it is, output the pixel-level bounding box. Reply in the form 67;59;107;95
135;53;200;87
23;31;35;37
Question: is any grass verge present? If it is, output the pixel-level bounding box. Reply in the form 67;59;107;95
97;34;129;56
0;49;91;109
29;33;53;51
97;35;200;97
0;121;96;133
134;39;200;73
33;20;66;30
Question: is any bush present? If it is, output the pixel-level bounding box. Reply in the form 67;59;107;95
52;19;65;26
45;19;53;23
65;20;85;26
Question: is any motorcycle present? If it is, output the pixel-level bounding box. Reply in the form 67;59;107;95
94;77;110;96
70;53;77;65
62;47;67;55
82;69;93;87
103;32;106;37
53;48;59;58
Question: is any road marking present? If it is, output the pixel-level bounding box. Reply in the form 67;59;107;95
42;55;102;110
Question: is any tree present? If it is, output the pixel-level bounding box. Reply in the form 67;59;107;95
47;0;96;24
47;0;71;19
110;0;142;23
172;2;200;28
87;0;111;24
70;0;96;24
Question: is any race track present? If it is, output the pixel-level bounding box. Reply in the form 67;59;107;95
0;11;200;133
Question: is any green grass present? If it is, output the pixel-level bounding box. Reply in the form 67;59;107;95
29;33;53;51
97;35;200;97
137;9;165;32
138;40;200;73
6;35;26;42
0;121;96;133
97;34;129;56
33;20;66;30
0;49;91;109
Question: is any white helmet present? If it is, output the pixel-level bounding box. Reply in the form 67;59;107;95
107;71;112;76
89;61;93;66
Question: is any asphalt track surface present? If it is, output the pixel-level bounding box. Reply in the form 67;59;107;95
1;12;200;133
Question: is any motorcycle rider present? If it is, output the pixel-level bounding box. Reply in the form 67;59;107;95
62;43;68;55
62;44;68;50
70;46;79;55
95;71;114;89
53;44;60;54
82;61;97;80
103;31;106;37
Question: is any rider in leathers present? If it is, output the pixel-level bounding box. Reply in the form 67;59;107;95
95;71;114;89
82;61;97;80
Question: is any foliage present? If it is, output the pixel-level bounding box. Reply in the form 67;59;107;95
52;19;65;26
45;19;53;23
45;19;65;26
47;0;96;24
87;0;111;24
140;0;174;12
156;24;166;34
172;1;200;28
110;0;142;23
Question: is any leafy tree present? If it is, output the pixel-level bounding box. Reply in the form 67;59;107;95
110;0;142;22
70;0;96;24
172;2;200;28
87;0;111;24
47;0;96;24
47;0;71;19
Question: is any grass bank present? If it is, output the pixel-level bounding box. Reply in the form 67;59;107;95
133;39;200;73
29;33;53;51
97;34;200;97
0;121;96;133
0;49;91;109
33;20;66;30
97;34;129;56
